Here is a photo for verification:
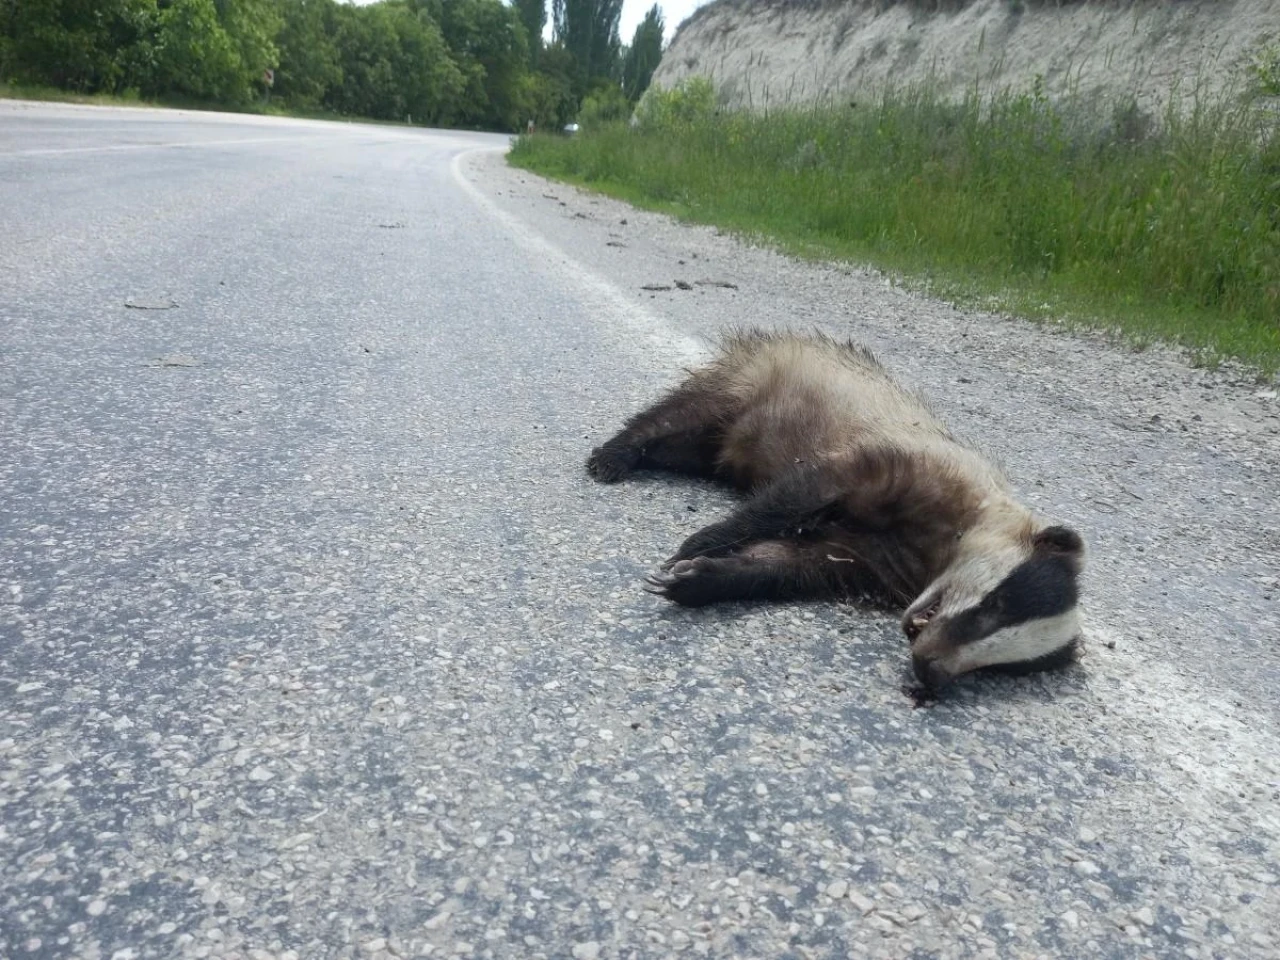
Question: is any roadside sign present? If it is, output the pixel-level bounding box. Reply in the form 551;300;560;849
264;68;275;88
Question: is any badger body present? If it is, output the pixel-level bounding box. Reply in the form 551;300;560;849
588;329;1085;692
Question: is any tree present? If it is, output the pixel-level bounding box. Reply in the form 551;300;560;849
513;0;544;66
437;0;529;128
325;2;404;119
150;0;243;101
2;0;156;92
622;4;662;102
324;1;463;124
517;40;575;128
273;0;342;108
0;0;542;130
218;0;281;97
554;0;622;91
134;0;280;103
390;3;465;125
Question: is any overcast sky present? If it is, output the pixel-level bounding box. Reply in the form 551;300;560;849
616;0;708;42
348;0;709;45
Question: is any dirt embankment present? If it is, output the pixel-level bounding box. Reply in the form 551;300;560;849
652;0;1279;114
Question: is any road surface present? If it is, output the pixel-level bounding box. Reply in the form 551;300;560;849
1;101;1278;960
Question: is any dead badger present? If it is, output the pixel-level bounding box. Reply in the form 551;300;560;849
587;329;1084;694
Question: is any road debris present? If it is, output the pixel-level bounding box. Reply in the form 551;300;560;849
145;353;198;367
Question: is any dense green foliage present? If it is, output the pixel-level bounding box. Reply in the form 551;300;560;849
1252;41;1280;98
0;0;665;131
622;4;662;103
512;79;1280;373
553;0;621;89
512;0;545;66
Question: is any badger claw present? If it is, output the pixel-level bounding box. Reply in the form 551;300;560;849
642;574;670;594
645;560;700;591
643;559;710;601
586;444;640;483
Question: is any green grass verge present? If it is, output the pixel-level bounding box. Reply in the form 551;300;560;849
509;85;1280;377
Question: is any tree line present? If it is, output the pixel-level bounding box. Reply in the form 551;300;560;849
0;0;667;131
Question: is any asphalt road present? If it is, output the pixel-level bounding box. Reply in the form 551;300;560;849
1;101;1278;960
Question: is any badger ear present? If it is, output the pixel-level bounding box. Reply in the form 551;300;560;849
1033;525;1085;567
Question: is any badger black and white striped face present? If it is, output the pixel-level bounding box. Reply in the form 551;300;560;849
903;525;1084;692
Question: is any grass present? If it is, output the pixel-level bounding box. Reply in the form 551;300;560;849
509;82;1280;377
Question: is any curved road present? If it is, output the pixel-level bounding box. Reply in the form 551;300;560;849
1;101;1278;959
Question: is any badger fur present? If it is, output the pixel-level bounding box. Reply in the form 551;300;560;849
587;329;1085;693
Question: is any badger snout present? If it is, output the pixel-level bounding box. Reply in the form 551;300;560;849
904;591;953;691
911;654;954;692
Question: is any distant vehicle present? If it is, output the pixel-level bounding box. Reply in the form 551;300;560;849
563;123;580;135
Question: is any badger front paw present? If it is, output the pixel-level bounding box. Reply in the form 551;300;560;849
645;555;747;609
586;443;640;483
644;558;719;606
664;523;736;567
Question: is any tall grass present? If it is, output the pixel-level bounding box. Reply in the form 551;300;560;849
509;80;1280;374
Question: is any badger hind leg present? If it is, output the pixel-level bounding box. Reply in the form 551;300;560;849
645;540;847;607
587;377;731;483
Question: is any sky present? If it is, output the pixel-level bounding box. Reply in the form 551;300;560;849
348;0;710;45
618;0;707;43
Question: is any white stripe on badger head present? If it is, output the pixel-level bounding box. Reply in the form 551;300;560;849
936;544;1028;618
952;609;1081;672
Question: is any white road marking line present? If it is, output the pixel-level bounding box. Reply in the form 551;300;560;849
450;146;709;369
1084;619;1280;814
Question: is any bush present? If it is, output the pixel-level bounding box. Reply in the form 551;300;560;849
1251;40;1280;98
577;83;631;129
634;76;716;131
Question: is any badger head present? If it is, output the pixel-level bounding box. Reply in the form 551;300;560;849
902;524;1084;693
